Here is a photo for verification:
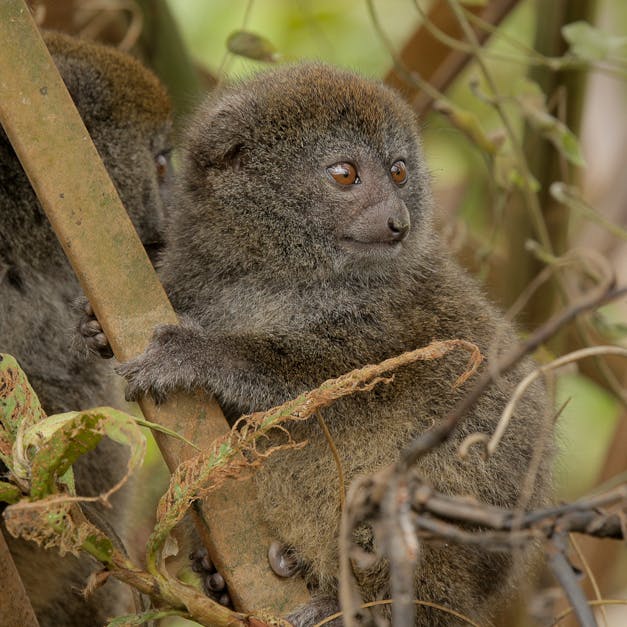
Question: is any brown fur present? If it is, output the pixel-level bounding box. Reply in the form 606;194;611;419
115;64;554;626
0;32;171;626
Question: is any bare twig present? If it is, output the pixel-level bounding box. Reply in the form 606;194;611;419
400;281;626;471
505;246;613;322
461;345;627;458
378;474;418;627
548;534;597;627
316;411;346;513
340;469;625;627
410;483;626;541
569;534;609;627
313;598;481;627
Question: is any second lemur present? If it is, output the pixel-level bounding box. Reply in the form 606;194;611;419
106;64;553;626
0;32;171;626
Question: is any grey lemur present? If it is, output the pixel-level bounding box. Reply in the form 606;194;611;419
97;64;553;625
0;32;171;626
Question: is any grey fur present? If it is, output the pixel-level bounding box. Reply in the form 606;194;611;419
117;64;553;626
0;32;171;626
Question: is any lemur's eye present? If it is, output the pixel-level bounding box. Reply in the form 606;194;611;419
327;162;360;186
390;160;407;186
155;151;171;183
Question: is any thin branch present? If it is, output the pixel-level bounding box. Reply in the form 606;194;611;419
378;474;418;627
463;345;627;457
400;281;626;470
569;534;609;627
314;598;481;627
503;245;613;322
316;410;346;513
410;483;626;538
548;534;597;627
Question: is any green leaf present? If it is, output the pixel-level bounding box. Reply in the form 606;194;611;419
509;167;540;192
516;81;586;167
29;408;146;500
535;116;586;167
133;416;199;450
562;21;627;62
0;353;48;479
554;126;586;167
0;481;21;504
226;30;279;62
84;529;115;564
0;353;46;442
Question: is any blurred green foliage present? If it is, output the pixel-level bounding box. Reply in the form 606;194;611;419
166;0;419;78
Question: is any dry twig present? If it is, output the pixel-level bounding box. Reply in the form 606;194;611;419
339;282;627;627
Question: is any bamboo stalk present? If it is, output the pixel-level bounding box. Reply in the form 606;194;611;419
0;531;39;627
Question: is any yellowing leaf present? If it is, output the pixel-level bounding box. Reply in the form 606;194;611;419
434;100;501;155
227;30;279;62
0;353;45;445
515;81;586;167
0;481;21;504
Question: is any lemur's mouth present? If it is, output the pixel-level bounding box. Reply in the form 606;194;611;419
340;237;403;256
